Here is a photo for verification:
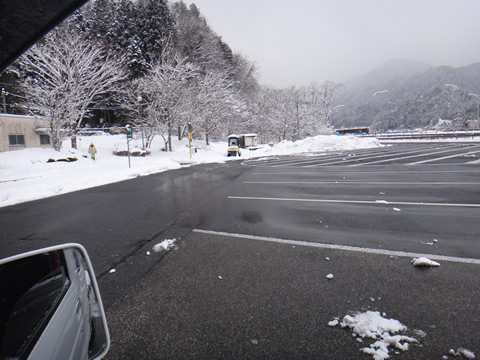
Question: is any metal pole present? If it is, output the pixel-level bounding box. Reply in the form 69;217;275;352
1;88;6;113
127;138;131;168
137;96;145;150
295;101;299;141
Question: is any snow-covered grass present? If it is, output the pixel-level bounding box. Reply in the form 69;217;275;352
0;133;382;208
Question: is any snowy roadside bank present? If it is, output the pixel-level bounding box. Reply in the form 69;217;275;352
0;134;382;208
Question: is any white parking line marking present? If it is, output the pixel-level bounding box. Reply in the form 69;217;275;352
228;195;480;208
407;149;480;165
243;181;480;186
349;146;480;166
193;229;480;265
250;170;480;175
241;145;433;167
303;146;439;167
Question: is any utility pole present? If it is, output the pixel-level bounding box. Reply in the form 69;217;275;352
137;95;145;150
1;88;6;113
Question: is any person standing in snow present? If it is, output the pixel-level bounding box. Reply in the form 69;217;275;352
88;143;97;160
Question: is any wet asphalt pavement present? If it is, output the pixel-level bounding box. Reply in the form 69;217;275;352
1;142;479;358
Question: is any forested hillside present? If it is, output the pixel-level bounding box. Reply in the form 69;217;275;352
332;59;480;131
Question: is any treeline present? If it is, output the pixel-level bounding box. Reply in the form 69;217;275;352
2;0;341;151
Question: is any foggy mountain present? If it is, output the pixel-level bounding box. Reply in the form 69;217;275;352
332;58;480;131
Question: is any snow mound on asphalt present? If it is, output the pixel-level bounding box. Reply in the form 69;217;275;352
153;238;177;252
330;311;420;360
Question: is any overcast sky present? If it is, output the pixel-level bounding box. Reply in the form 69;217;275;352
185;0;480;88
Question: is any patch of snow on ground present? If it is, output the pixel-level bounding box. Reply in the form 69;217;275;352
153;238;177;252
0;134;382;208
330;311;420;360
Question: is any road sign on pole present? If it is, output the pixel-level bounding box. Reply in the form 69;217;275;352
187;123;193;159
126;125;132;168
126;124;133;139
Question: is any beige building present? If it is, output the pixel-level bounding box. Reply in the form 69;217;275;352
0;114;51;152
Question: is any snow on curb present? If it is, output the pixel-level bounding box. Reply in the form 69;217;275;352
329;311;421;360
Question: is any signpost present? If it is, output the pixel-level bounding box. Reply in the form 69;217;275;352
126;125;132;168
187;123;193;159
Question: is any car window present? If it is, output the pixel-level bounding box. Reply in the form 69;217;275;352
0;251;70;359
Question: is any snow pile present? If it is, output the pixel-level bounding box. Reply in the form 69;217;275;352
258;135;382;156
330;311;420;360
0;133;382;208
411;257;441;267
152;238;177;252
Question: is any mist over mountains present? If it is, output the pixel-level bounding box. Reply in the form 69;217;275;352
332;58;480;131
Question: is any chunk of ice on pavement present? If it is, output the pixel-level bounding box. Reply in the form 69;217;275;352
411;257;440;267
153;238;177;252
420;241;434;246
449;349;459;356
326;273;334;279
459;348;476;359
328;319;339;327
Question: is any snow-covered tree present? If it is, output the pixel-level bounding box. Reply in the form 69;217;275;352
192;70;239;145
172;2;233;74
82;0;176;78
135;51;198;151
20;27;126;150
261;87;298;141
310;81;344;133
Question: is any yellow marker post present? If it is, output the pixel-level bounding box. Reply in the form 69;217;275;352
188;132;193;158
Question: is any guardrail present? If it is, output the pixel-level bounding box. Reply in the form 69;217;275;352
365;130;480;140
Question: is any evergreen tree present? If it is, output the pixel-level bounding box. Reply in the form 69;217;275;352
172;2;232;74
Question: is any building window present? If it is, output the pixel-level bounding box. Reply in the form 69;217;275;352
8;135;25;146
40;134;50;145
